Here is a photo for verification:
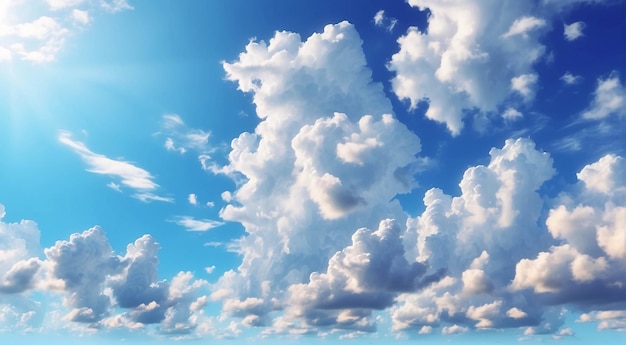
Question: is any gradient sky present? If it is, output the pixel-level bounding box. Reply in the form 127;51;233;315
0;0;625;344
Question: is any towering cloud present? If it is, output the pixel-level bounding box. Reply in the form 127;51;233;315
213;21;424;325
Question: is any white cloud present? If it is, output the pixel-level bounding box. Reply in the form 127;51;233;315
0;206;41;295
442;324;467;335
373;9;397;32
502;107;523;121
507;307;528;319
71;9;90;25
160;114;211;158
502;16;546;38
564;21;585;41
0;0;130;63
47;0;85;11
59;131;172;203
511;73;539;101
4;16;66;40
100;0;133;13
107;182;121;192
561;72;581;84
188;193;198;205
214;21;424;331
577;311;626;331
205;266;216;274
581;73;626;120
577;154;626;195
388;1;551;134
393;138;557;332
373;10;384;26
132;193;173;203
172;216;224;232
418;325;432;334
285;220;438;331
511;153;626;304
44;227;119;322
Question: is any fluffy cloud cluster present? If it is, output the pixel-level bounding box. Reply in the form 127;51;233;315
391;138;558;333
0;205;45;331
387;0;609;134
511;154;625;305
0;0;132;63
212;21;423;328
391;143;625;335
48;229;209;333
0;214;210;335
0;206;41;295
284;219;440;332
210;5;625;335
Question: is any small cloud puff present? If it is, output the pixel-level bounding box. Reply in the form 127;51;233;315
373;9;397;32
564;21;585;41
561;72;582;85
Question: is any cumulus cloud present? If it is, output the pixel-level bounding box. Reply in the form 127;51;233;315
511;73;539;101
577;311;626;331
285;220;440;331
581;73;626;120
188;193;198;205
564;21;585;41
0;206;209;333
392;140;624;335
0;0;130;63
0;15;67;63
41;227;208;332
59;131;171;202
211;21;424;331
388;1;555;134
0;206;42;295
387;0;612;134
44;227;121;323
511;153;625;313
502;107;523;121
393;138;558;333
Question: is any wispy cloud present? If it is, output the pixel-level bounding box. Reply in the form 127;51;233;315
172;216;224;232
59;131;172;202
373;10;397;32
133;193;173;203
502;16;546;38
160;114;212;155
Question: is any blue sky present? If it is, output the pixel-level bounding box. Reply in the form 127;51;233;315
0;0;625;344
